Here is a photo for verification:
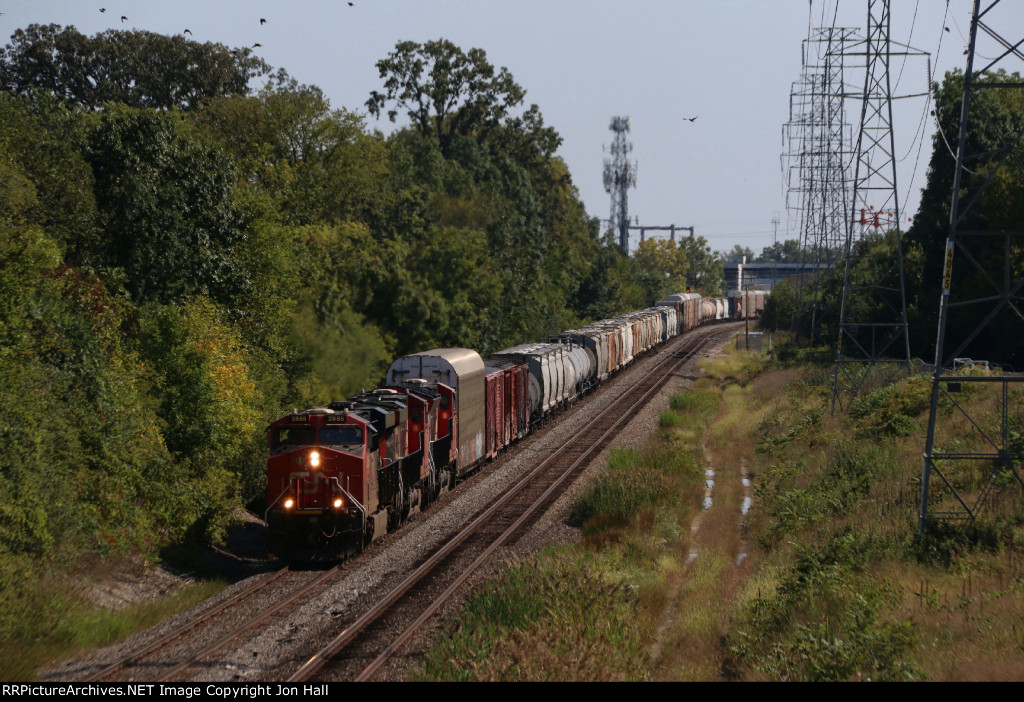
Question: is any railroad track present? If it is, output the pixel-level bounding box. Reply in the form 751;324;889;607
66;322;733;683
81;565;351;682
287;325;725;682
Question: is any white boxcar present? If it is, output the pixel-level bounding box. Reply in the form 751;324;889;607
385;348;485;475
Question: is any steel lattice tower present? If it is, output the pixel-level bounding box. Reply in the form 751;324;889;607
830;0;928;413
603;116;638;251
918;0;1024;533
783;27;858;343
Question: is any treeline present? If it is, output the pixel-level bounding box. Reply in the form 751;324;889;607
0;23;724;589
761;68;1024;370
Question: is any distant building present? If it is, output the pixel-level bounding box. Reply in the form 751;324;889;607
723;257;832;292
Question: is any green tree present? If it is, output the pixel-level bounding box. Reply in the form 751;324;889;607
905;68;1024;365
87;105;253;306
0;94;98;265
757;238;803;263
137;297;264;541
197;72;390;225
679;234;724;296
635;238;689;280
722;244;755;262
367;39;535;157
760;278;795;331
572;239;647;320
0;24;269;110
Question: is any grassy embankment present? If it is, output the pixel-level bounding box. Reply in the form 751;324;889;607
414;335;1024;681
2;567;226;681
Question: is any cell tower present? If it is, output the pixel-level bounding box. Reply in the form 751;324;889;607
830;0;928;413
603;116;638;251
918;0;1024;533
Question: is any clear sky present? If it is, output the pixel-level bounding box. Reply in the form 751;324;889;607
2;1;1020;256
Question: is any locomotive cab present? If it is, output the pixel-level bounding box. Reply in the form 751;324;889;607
266;408;370;557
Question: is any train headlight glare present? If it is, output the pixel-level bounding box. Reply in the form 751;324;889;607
332;498;343;509
283;498;294;510
309;451;320;468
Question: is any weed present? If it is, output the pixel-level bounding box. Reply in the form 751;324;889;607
414;550;651;682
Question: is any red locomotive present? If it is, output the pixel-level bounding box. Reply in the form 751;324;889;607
266;349;487;557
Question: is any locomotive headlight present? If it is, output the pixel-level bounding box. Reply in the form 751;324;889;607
283;498;295;510
309;450;321;468
332;497;343;509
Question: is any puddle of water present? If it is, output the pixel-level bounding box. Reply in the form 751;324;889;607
705;469;715;477
736;553;748;566
703;496;713;510
741;496;753;515
741;478;750;487
705;479;714;489
687;551;699;564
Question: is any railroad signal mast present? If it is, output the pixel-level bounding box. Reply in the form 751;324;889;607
603;116;638;252
918;0;1024;534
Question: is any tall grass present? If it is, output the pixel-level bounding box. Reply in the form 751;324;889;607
413;549;652;682
724;338;1024;681
568;447;701;534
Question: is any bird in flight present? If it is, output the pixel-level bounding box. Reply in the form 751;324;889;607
99;8;106;12
684;116;698;122
121;15;127;22
260;18;267;25
252;43;262;48
184;29;192;35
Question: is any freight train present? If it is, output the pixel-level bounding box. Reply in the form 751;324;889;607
264;290;761;558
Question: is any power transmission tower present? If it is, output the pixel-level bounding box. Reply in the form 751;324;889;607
603;116;638;251
919;0;1024;533
831;0;928;413
783;27;858;344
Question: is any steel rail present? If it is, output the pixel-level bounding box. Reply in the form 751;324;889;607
83;567;291;682
153;564;345;682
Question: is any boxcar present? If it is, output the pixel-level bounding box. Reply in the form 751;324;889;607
386;348;485;476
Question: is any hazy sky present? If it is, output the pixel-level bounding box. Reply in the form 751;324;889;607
2;1;1020;255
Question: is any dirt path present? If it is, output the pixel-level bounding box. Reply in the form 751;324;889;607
647;362;757;680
